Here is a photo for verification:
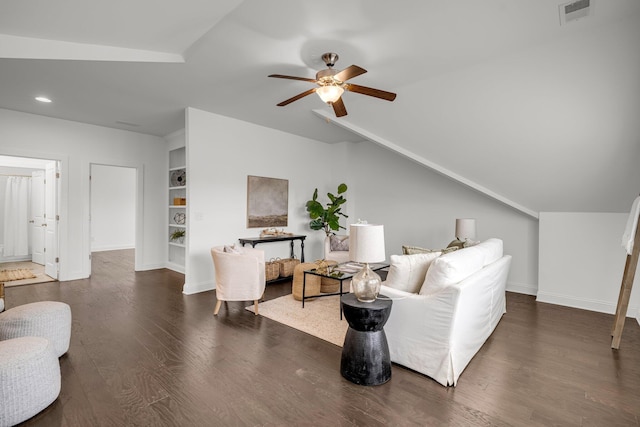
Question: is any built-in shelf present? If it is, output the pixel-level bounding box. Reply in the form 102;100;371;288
168;146;186;273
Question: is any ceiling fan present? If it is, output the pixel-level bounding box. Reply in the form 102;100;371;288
268;52;396;118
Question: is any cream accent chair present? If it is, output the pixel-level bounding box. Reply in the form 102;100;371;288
324;235;350;264
211;246;266;316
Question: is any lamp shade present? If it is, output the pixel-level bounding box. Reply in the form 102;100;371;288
455;218;476;241
349;224;385;263
316;85;344;103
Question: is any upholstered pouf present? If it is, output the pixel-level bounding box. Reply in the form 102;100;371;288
0;336;61;426
0;301;72;357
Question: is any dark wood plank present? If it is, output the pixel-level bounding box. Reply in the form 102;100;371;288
4;250;640;426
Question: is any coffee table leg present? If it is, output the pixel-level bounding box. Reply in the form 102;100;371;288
302;273;306;308
339;280;343;320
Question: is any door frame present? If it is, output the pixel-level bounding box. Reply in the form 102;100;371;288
0;153;61;277
30;170;45;265
87;162;142;276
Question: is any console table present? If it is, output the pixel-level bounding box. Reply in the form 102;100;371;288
238;234;306;262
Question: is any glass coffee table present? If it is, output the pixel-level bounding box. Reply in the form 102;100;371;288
302;262;389;319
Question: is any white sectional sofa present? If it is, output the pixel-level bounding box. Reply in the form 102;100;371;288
380;238;512;386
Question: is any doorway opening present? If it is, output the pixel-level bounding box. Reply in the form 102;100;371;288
0;155;60;287
89;164;137;275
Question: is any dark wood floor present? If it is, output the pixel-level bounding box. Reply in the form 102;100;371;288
5;250;640;426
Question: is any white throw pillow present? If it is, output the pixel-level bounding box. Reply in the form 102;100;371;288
419;238;504;295
385;252;441;293
420;247;484;295
473;238;503;266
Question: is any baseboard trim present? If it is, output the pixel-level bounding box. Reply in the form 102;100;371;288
536;290;639;317
91;245;135;252
182;280;215;295
506;281;537;296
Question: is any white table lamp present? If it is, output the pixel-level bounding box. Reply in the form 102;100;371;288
455;218;476;242
349;224;385;302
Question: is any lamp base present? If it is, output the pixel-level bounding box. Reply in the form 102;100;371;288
352;263;382;303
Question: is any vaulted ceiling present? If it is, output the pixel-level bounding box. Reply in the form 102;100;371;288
1;0;639;215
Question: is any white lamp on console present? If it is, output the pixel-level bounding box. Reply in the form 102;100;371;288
349;223;386;302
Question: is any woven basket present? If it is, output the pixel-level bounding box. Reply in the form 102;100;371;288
292;262;321;301
277;257;301;278
265;259;280;282
318;259;341;293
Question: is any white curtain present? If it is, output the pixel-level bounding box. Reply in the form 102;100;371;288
3;176;31;257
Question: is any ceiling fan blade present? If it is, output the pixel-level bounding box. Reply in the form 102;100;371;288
334;65;367;82
276;88;317;106
332;97;347;117
268;74;317;83
346;84;397;101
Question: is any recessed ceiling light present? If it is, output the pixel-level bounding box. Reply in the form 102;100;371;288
35;96;52;103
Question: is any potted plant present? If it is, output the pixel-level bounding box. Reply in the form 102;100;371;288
305;183;348;236
170;229;186;244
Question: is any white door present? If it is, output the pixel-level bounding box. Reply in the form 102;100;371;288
30;170;45;265
44;162;58;279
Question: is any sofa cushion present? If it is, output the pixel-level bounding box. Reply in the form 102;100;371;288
385;252;442;293
446;239;480;249
329;235;349;251
474;238;503;266
403;245;458;255
419;239;503;296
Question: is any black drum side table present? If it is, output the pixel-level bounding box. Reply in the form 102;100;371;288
340;293;392;386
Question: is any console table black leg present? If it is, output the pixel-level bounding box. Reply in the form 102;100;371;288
290;241;294;259
300;240;305;262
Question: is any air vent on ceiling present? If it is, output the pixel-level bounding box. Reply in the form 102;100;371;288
559;0;591;25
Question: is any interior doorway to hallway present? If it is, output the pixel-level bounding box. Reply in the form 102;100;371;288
89;164;137;275
0;154;60;287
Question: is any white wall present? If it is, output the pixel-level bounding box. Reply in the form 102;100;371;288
346;141;539;294
185;108;538;295
90;164;136;252
185;108;344;294
538;212;640;317
0;108;167;280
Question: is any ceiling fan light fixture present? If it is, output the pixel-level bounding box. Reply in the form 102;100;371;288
316;85;344;104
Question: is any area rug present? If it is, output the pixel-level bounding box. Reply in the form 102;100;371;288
246;294;348;347
0;262;56;288
0;268;36;282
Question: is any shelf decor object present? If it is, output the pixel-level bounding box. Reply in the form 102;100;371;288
349;223;386;302
170;169;186;187
173;212;186;225
170;229;185;244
